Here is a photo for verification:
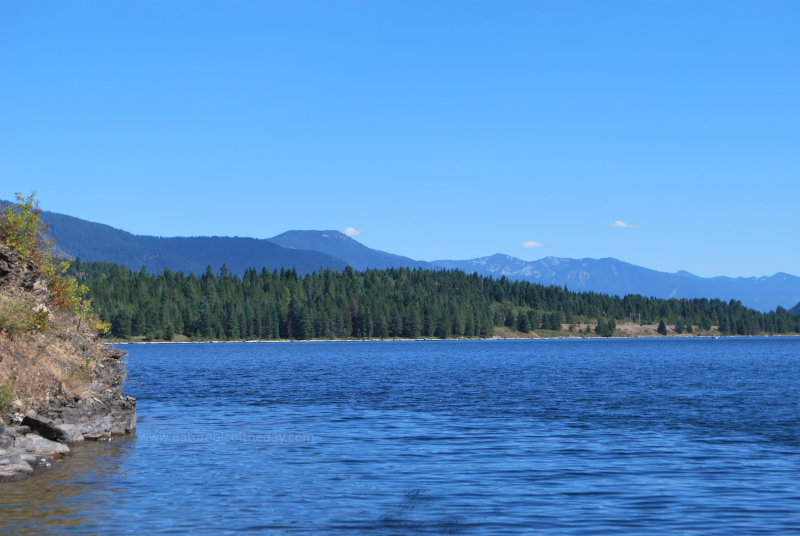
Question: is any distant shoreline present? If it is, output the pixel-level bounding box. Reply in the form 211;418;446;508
109;333;800;345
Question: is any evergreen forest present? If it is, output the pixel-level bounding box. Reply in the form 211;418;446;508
69;260;800;341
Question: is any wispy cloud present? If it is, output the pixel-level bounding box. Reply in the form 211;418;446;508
611;220;638;229
522;240;543;248
343;226;362;237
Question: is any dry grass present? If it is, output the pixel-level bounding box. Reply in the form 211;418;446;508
0;300;104;415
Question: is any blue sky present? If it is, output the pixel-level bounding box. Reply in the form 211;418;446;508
1;1;798;277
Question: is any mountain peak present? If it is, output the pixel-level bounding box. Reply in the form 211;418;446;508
271;230;353;243
486;253;519;261
268;230;430;271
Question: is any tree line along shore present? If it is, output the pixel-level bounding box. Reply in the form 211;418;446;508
69;259;800;343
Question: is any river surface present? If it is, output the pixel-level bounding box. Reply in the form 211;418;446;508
1;338;799;535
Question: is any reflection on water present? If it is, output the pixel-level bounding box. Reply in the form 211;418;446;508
0;437;133;535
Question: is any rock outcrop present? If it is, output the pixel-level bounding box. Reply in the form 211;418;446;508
0;242;135;482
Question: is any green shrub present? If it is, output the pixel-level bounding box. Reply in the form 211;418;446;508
0;297;50;336
0;192;49;264
0;378;16;415
1;192;108;334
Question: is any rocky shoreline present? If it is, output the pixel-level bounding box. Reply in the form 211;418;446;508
1;235;136;483
0;346;136;482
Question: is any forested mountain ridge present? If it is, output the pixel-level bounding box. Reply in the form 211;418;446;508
268;230;432;271
4;201;798;313
791;301;800;315
40;210;348;276
71;259;800;341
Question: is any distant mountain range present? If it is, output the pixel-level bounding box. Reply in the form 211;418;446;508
17;206;800;313
433;254;800;314
41;211;347;276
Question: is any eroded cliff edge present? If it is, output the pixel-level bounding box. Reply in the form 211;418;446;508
0;240;135;482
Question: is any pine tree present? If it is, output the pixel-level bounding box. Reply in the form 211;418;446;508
226;313;240;340
517;313;531;333
423;313;435;337
111;309;132;338
657;319;668;335
289;298;311;340
503;307;516;328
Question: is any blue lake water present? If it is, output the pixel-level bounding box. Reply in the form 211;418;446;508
1;338;799;534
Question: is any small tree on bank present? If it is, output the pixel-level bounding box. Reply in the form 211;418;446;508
517;312;531;333
594;316;616;337
657;319;668;335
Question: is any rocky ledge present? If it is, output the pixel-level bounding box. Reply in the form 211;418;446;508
0;404;136;482
0;346;136;482
0;239;136;482
0;423;70;481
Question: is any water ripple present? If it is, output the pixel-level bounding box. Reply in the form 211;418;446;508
1;338;799;534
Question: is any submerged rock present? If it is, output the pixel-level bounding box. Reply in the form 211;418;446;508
13;434;69;457
0;391;136;481
0;459;34;481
